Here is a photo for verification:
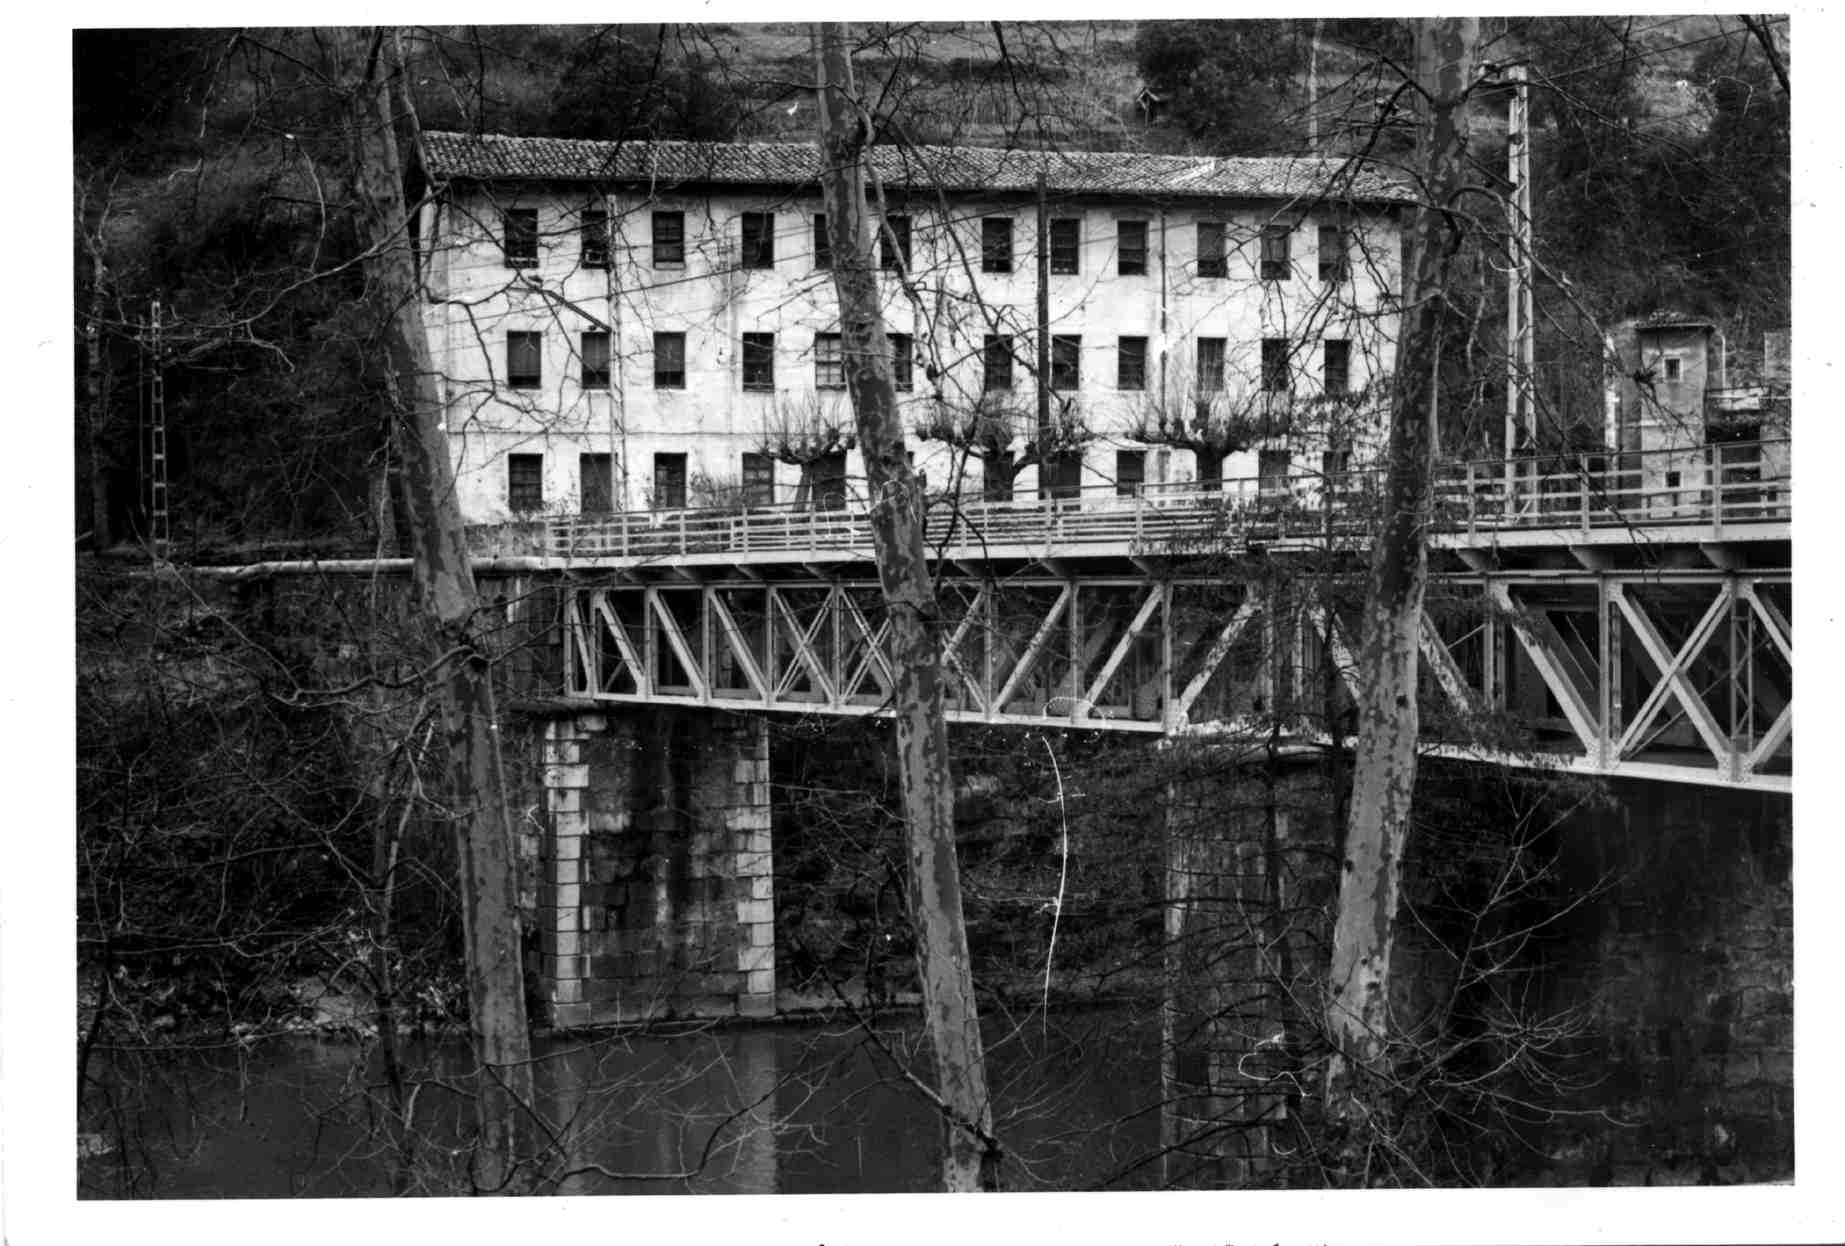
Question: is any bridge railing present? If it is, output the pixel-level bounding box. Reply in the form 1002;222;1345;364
541;438;1790;561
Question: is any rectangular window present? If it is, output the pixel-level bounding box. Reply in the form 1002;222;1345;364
1258;449;1291;493
581;208;609;269
742;332;775;391
1117;220;1148;276
815;332;845;390
982;451;1015;502
652;211;685;267
1260;224;1291;280
1117;336;1148;391
1323;339;1350;396
508;453;543;512
890;332;914;392
1321;447;1352;482
984;334;1013;392
740;212;774;270
653;332;686;389
880;214;912;273
580;453;614;513
580;331;611;387
1663;356;1683;383
1042;450;1083;501
813;213;832;270
742;452;775;508
1261;338;1291;393
1050;335;1081;391
1318;224;1349;282
1115;449;1146;498
507;331;542;389
504;208;538;269
982;217;1013;273
804;452;847;511
1050;218;1081;275
1197;337;1226;395
1197;222;1227;278
652;453;687;509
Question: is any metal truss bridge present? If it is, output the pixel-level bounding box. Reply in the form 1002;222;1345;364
535;442;1791;792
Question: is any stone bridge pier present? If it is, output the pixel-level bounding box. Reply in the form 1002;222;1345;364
537;708;774;1028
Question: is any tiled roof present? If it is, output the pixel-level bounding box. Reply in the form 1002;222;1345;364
420;131;1412;206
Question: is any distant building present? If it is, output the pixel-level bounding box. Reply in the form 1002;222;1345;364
410;132;1408;524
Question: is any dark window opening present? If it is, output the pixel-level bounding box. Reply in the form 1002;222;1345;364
813;214;832;270
1260;224;1291;280
1050;218;1081;274
742;332;775;391
580;453;614;513
581;208;609;269
890;332;914;392
741;212;775;270
1261;338;1291;393
983;451;1015;502
652;211;685;267
1117;336;1148;391
1259;449;1291;493
1321;447;1352;483
803;452;847;510
508;453;543;512
1050;335;1081;391
815;333;845;390
1324;339;1350;397
880;214;912;273
984;335;1014;392
653;453;688;509
742;452;775;508
1117;220;1148;276
1115;449;1146;498
504;209;538;268
653;332;686;389
982;217;1013;273
1041;450;1083;501
1663;357;1683;383
1318;224;1349;282
580;331;611;387
1197;222;1227;278
507;331;542;389
1197;338;1226;395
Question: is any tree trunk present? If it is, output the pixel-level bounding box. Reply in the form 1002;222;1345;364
344;28;535;1193
1321;16;1478;1175
812;22;1000;1193
82;211;113;551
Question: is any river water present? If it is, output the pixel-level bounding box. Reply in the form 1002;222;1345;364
81;1008;1164;1197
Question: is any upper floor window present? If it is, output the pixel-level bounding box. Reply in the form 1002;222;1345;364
741;212;775;270
581;331;611;387
504;209;538;269
890;332;914;392
880;214;912;274
1117;220;1148;276
983;334;1013;392
813;214;832;270
815;333;846;390
508;453;543;512
982;217;1013;273
507;331;542;389
1323;339;1350;396
1117;336;1148;391
1260;225;1291;281
654;332;686;389
1115;449;1146;498
1318;224;1349;282
581;208;609;269
652;211;685;267
742;452;775;508
1197;337;1226;395
1050;335;1081;391
742;332;775;391
653;452;687;509
1261;337;1292;392
580;453;614;514
1050;218;1081;275
1197;222;1227;279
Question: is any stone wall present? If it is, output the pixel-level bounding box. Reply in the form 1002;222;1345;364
538;709;773;1027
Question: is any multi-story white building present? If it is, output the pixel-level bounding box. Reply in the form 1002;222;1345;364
411;132;1409;524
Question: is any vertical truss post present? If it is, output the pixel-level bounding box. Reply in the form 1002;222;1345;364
1597;577;1614;770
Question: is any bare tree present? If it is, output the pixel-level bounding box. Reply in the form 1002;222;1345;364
812;21;1000;1191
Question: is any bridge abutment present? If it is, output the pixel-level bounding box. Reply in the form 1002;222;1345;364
540;709;774;1028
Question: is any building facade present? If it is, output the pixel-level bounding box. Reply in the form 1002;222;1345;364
411;132;1408;524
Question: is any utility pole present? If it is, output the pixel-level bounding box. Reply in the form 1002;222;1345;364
1504;63;1534;501
147;300;171;563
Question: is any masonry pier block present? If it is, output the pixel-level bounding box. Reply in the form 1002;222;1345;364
539;709;774;1026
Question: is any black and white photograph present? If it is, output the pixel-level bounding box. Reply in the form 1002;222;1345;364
18;8;1839;1240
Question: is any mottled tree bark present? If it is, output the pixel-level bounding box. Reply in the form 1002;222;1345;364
1322;16;1478;1171
345;28;535;1193
813;22;1000;1192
